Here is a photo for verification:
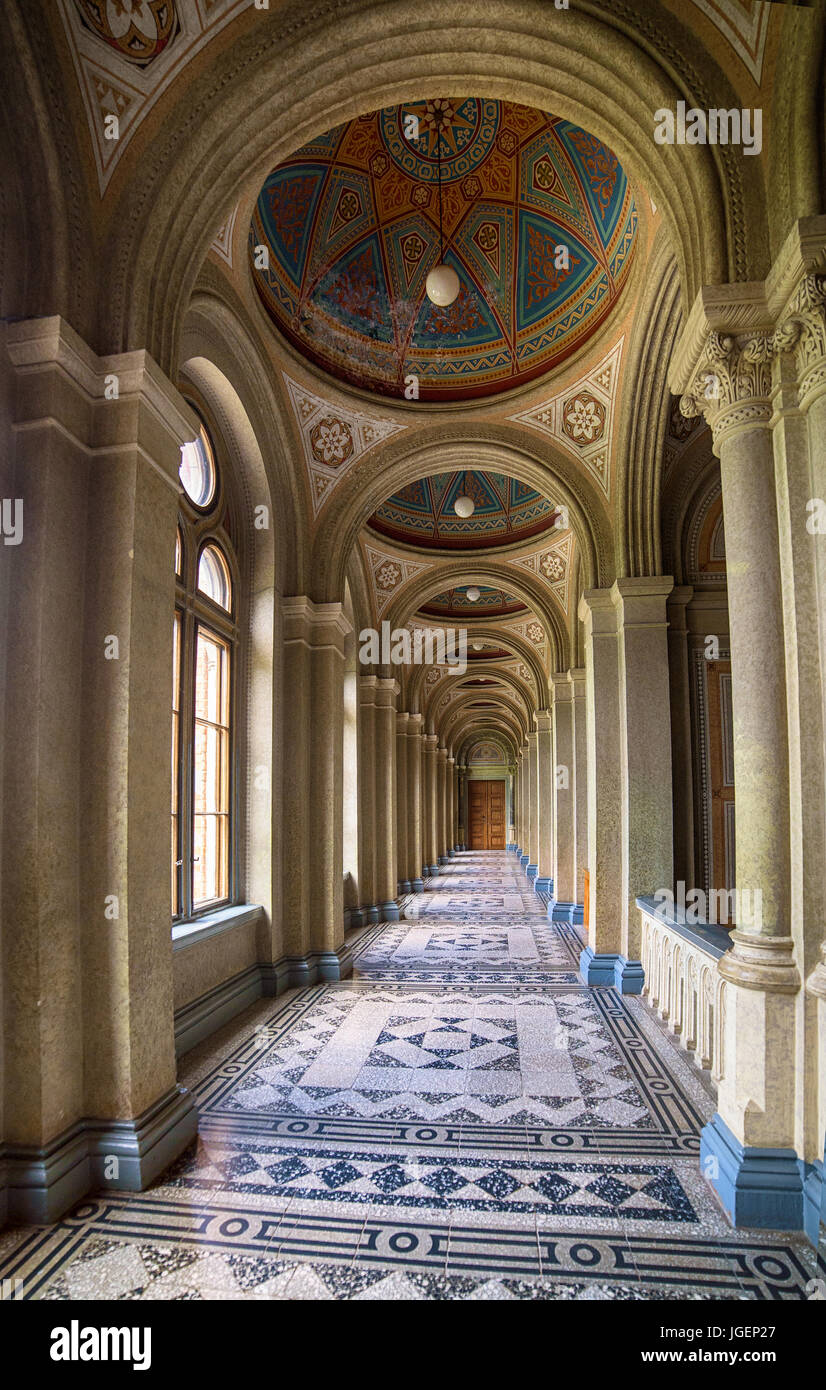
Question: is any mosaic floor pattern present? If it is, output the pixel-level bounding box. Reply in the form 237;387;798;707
1;852;823;1301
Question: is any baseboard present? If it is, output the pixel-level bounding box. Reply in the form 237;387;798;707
0;1085;198;1225
175;947;354;1059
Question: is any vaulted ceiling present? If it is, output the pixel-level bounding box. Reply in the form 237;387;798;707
368;471;560;550
249;97;638;401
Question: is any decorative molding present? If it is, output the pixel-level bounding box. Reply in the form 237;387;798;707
690;0;771;86
282;373;406;517
508;338;624;498
58;0;251;195
508;530;573;612
363;544;433;617
209;201;240;268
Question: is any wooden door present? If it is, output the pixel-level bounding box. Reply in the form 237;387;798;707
468;781;506;849
706;659;735;916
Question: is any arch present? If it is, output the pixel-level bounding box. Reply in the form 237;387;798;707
406;625;549;712
314;427;611;605
425;664;535;733
179;287;307;593
386;559;570;676
93;0;768;368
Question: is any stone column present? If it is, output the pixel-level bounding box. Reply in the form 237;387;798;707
357;676;379;923
373;677;400;920
667;588;696;888
423;734;439;875
570;669;588;924
436;746;448;864
447;756;456;855
534;710;554;893
677;321;800;1227
578;591;623;983
2;318;199;1220
548;675;576;921
518;747;529;866
457;761;466;849
407;714;425;891
525;730;539;882
396;712;410;894
613;578;675;986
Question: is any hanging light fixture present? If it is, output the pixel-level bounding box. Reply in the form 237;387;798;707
472;640;484;651
454;469;475;518
426;111;460;307
466;586;481;602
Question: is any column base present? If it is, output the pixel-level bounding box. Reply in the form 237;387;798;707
526;864;538;883
438;855;449;866
547;899;577;922
349;907;367;928
507;842;518;852
397;880;412;895
519;853;529;868
803;1150;824;1247
700;1113;805;1231
1;1084;198;1225
411;878;425;893
448;849;456;859
381;900;400;922
365;905;380;925
579;948;644;993
429;863;441;876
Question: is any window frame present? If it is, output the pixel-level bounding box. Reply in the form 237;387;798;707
173;410;241;923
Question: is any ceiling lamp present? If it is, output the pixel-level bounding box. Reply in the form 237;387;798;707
472;641;484;650
425;115;460;308
454;470;475;518
466;586;481;602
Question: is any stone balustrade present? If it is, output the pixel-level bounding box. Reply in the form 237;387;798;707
637;896;734;1083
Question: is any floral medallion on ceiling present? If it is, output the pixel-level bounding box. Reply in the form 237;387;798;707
419;586;526;619
369;472;559;550
250;98;638;401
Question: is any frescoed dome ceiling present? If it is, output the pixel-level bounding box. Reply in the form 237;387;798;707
250;97;638;401
419;586;526;619
369;471;559;550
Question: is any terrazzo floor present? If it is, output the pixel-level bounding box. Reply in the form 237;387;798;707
1;851;823;1301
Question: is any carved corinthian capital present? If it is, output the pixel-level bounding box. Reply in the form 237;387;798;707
679;330;775;443
774;273;826;400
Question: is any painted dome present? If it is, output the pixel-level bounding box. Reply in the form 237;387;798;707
369;471;559;550
419;585;526;619
250;98;638;401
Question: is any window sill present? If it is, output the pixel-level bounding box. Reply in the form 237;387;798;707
172;903;263;953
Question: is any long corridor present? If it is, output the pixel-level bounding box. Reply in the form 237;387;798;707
1;853;820;1301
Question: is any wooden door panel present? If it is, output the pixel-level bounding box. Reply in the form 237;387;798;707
487;781;505;849
468;782;487;849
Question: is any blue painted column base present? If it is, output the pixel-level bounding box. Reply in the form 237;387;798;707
547;899;576;923
534;876;553;894
519;854;529;868
411;878;425;893
526;864;538;883
397;880;411;896
365;905;380;925
507;842;517;852
380;901;400;923
803;1156;824;1246
429;863;440;876
700;1113;805;1231
579;948;644;993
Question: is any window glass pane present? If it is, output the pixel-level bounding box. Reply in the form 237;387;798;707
197;543;232;612
193;625;230;908
175;527;182;576
179;426;216;508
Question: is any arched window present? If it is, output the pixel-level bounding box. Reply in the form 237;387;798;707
173;412;239;919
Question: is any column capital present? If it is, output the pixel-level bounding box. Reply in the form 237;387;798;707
806;942;826;1001
578;588;617;633
551;674;573;703
407;711;424;733
535;708;554;728
374;677;400;707
436;745;448;762
424;733;439;749
396;711;410;733
526;729;538;746
774;272;826;405
283;597;352;653
567;667;586;694
611;576;674;626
